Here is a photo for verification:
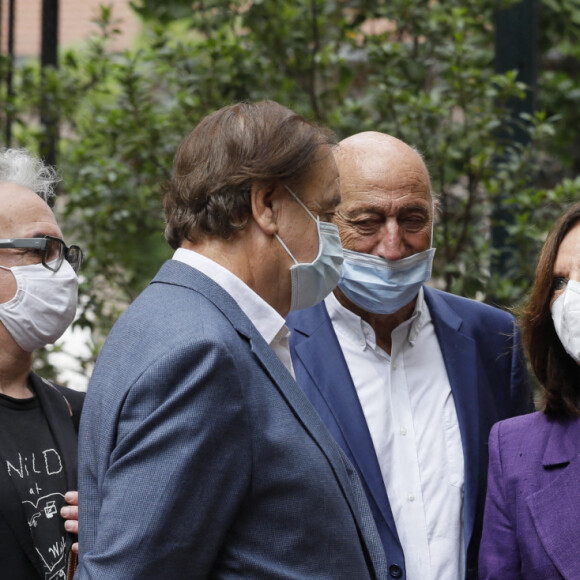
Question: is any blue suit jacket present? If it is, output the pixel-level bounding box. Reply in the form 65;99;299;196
286;286;533;580
479;412;580;579
77;260;388;580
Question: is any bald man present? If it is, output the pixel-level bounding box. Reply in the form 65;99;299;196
286;132;533;580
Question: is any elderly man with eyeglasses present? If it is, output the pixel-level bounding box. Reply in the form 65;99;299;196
0;148;85;580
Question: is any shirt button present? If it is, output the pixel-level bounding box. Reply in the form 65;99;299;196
408;494;415;502
359;337;365;346
392;363;397;371
400;427;407;436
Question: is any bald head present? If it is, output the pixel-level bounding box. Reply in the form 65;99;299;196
332;131;434;261
334;132;431;203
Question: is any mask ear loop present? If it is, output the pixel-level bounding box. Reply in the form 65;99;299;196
284;185;318;223
277;185;322;264
274;234;299;266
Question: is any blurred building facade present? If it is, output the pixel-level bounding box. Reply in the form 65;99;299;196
0;0;139;57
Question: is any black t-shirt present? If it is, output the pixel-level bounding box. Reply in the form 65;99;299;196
0;393;72;579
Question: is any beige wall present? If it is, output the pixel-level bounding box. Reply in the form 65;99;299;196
1;0;140;57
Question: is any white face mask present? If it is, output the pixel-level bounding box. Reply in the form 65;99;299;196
0;260;78;352
275;187;344;312
551;279;580;364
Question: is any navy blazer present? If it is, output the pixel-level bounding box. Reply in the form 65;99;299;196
287;286;533;580
479;412;580;579
77;260;388;580
0;372;84;579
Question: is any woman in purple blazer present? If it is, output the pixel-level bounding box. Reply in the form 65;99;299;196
479;202;580;579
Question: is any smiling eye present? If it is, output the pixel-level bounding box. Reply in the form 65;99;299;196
351;218;381;232
400;214;429;232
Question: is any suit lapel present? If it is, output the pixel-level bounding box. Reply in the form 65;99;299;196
527;418;580;579
248;330;361;496
289;303;399;544
423;287;482;557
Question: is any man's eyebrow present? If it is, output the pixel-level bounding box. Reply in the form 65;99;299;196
31;231;63;239
399;205;430;215
314;193;342;212
338;206;383;218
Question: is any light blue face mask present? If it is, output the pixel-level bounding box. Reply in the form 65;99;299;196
337;246;436;315
275;187;344;312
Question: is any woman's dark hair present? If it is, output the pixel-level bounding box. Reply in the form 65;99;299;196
521;201;580;416
163;100;335;249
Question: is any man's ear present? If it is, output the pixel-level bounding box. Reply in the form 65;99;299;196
432;196;440;224
251;182;281;235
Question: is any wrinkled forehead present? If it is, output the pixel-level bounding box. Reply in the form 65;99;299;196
0;183;61;238
336;144;432;210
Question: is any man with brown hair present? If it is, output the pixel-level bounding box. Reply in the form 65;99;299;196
76;102;388;579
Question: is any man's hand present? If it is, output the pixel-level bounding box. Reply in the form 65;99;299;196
61;491;79;554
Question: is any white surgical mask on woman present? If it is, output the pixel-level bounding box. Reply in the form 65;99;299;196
551;279;580;364
0;260;78;352
275;187;344;312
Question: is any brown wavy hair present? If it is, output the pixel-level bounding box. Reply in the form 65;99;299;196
520;202;580;417
163;100;335;249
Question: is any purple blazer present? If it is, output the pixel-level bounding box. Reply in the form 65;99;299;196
479;411;580;579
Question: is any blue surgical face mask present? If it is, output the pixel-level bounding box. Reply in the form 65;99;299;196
275;186;344;312
337;245;436;315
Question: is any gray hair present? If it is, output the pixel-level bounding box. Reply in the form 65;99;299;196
0;148;59;201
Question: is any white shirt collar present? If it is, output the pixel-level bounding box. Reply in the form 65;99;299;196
172;248;288;346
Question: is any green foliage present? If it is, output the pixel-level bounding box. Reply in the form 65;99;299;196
2;0;580;381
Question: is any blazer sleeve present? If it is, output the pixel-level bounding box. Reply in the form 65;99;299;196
479;422;521;578
77;339;252;580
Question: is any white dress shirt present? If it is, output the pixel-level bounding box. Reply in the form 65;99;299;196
325;288;465;580
173;248;294;376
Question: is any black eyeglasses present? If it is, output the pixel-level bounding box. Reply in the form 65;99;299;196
0;236;83;273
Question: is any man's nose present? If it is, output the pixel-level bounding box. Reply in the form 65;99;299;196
375;221;405;261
